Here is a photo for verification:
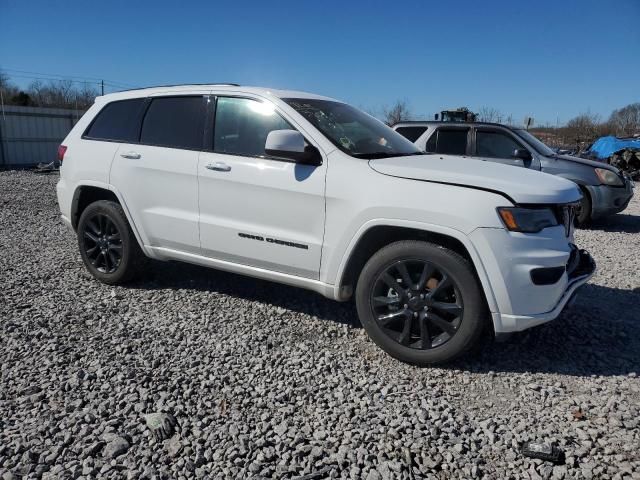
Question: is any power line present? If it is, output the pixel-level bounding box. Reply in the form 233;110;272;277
0;67;140;89
1;67;139;88
1;73;131;93
2;67;105;82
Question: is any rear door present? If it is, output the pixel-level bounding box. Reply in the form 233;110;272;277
394;125;429;144
81;98;147;186
197;95;326;279
424;127;470;155
109;94;206;253
472;127;539;169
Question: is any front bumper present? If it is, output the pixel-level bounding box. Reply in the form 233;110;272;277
587;177;634;219
470;226;596;334
495;248;595;332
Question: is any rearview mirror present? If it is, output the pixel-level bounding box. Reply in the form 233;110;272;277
265;130;322;166
513;148;532;161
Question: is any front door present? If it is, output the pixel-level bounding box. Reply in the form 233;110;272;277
473;128;539;169
198;96;326;279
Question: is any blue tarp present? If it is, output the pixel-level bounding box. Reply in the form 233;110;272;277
588;135;640;160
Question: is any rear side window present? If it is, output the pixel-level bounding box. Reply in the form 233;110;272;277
140;96;205;150
213;97;293;157
476;130;523;158
395;126;428;143
425;129;468;155
84;99;145;142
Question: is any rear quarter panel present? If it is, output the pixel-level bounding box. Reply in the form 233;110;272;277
58;100;119;218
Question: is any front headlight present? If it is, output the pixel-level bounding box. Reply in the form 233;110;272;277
497;207;559;233
595;168;623;186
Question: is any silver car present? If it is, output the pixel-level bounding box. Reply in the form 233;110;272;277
393;121;634;224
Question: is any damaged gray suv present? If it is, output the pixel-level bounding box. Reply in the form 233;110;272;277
393;121;634;225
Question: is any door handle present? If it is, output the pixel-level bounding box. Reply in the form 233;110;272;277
120;151;141;159
206;162;231;172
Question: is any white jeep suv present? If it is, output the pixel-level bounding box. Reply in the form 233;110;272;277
56;84;595;365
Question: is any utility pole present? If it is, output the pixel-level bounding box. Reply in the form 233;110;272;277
101;80;104;96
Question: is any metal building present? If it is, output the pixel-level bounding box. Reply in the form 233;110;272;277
0;105;86;167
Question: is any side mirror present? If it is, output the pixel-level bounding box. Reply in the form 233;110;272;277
513;148;532;161
265;130;322;166
434;113;439;121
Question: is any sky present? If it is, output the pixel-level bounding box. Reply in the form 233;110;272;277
1;0;639;125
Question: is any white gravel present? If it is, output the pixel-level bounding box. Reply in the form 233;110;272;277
1;171;638;480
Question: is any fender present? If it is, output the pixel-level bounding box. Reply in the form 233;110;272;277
552;173;589;188
71;181;158;259
330;218;499;314
551;174;591;215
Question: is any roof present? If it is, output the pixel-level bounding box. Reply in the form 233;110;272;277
392;120;524;130
96;84;339;103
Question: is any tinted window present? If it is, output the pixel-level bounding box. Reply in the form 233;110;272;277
395;126;428;143
85;99;145;142
425;132;437;152
476;131;522;158
214;97;293;157
140;96;205;150
425;129;468;155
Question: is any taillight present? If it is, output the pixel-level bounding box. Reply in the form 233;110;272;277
57;145;67;163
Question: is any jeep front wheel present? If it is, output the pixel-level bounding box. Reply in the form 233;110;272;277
355;240;487;365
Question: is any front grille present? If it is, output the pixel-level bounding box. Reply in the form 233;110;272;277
554;203;578;237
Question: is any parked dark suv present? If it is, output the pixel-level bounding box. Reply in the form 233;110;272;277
393;121;634;224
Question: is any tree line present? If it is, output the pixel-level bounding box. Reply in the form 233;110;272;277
531;105;640;151
0;73;99;110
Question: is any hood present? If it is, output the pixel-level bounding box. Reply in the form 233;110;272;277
369;154;582;205
553;153;618;171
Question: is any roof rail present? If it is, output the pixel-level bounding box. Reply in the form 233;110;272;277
115;83;241;93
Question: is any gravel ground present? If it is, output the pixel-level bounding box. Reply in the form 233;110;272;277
1;170;639;480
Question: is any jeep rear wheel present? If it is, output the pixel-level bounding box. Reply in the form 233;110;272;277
77;200;145;284
355;240;487;365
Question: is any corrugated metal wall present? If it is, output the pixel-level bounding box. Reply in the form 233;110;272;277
0;105;86;167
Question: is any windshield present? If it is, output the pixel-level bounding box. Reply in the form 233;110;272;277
514;129;556;156
283;98;422;159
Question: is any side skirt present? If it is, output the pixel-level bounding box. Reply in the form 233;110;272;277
147;246;340;300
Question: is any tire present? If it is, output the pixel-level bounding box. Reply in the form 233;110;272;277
575;188;592;226
355;240;487;366
77;200;146;284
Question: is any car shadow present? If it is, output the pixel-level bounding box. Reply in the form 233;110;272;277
130;260;357;328
582;212;640;233
131;262;638;377
456;283;640;377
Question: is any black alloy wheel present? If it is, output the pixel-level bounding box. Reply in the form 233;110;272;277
82;213;123;273
355;240;487;365
370;259;463;350
77;200;145;284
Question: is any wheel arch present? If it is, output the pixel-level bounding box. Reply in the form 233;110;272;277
334;222;499;314
71;184;119;229
71;182;151;257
